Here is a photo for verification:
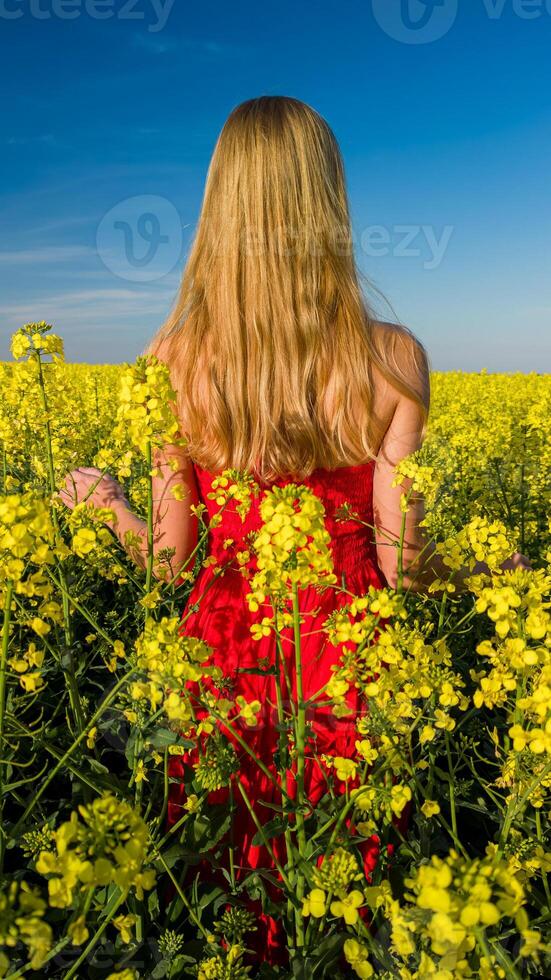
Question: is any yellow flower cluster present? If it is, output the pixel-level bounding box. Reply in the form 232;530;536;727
207;470;259;520
194;738;239;792
95;356;183;471
8;641;45;693
0;492;65;647
324;587;407;647
351;781;413;834
435;515;516;573
0;880;53;971
327;616;468;754
36;793;155;907
246;484;336;612
312;846;362;892
0;356;118;489
472;567;550;639
495;751;551;810
133;616;215;727
379;848;530;977
0;492;56;583
65;500;129;582
509;661;551;756
120;356;182;453
197;944;250;979
392;456;437;495
10;321;64;362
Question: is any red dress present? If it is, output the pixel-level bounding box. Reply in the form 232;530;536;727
167;459;389;962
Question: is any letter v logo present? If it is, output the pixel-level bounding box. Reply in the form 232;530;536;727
372;0;458;44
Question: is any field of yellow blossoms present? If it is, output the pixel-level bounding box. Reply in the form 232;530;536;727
0;321;550;979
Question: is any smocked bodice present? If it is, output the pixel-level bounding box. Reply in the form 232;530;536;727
192;459;381;581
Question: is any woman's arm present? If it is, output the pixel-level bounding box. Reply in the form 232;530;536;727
372;348;530;593
372;369;436;591
60;444;199;581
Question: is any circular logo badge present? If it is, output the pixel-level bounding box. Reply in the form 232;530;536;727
372;0;458;45
96;195;183;282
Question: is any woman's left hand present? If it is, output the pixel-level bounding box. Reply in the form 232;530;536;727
59;467;128;513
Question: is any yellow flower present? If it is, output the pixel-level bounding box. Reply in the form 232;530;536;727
170;483;187;501
112;914;137;944
332;757;358;781
86;727;98;750
184;794;200;813
343;938;374;979
68;915;89;946
301;887;327;918
134;760;148;783
235;696;262;727
72;527;97;557
420;724;437;744
421;800;441;818
250;616;273;640
330;889;364;925
390;783;412;817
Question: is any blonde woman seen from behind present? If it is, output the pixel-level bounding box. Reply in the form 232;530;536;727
60;96;530;964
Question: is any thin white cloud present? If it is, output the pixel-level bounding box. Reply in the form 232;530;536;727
131;32;243;57
6;134;55;147
0;246;94;264
23;216;99;236
0;286;173;312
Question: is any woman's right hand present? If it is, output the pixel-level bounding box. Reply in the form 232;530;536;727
471;552;532;578
499;551;532;573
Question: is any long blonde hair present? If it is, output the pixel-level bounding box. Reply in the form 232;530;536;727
150;95;428;481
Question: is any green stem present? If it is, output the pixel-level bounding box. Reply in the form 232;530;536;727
0;580;14;872
445;732;458;843
291;584;308;949
145;440;154;594
536;809;551;909
62;888;127;980
10;671;133;835
46;568;115;644
236;779;293;891
395;494;409;595
291;585;308;852
153;845;213;940
35;352;84;735
208;707;291;800
271;600;297;926
10;717;105;795
498;758;551;854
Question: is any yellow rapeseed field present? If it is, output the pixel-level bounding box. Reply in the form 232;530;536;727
0;322;550;979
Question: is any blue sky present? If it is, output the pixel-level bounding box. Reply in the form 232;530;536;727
0;0;550;371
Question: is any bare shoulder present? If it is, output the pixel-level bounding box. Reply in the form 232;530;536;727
370;320;431;411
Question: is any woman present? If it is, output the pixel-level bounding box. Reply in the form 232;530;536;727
61;96;529;962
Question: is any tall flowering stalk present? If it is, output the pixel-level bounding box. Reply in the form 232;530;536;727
10;323;85;735
245;484;337;948
100;355;185;594
0;492;56;871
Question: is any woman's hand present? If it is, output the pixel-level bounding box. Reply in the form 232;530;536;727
472;552;533;577
59;467;128;514
499;552;532;572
